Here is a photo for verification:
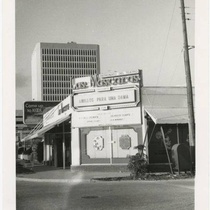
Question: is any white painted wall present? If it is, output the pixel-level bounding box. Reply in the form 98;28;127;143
71;127;80;165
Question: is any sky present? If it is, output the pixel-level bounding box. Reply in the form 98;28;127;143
15;0;195;110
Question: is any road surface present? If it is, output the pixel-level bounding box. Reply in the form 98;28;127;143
17;179;194;210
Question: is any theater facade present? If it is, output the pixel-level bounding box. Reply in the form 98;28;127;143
23;70;194;171
71;71;144;166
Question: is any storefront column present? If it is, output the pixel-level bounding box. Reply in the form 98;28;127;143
44;136;51;165
53;139;58;167
62;123;66;169
176;124;180;144
43;137;46;165
71;127;80;166
142;110;149;154
109;126;113;164
49;141;52;166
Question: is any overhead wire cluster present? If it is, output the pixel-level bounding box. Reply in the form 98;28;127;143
144;0;195;127
150;0;195;108
22;105;59;141
150;0;178;108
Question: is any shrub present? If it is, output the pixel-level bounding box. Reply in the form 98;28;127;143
127;152;148;180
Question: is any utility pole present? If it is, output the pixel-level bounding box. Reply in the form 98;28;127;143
180;0;195;167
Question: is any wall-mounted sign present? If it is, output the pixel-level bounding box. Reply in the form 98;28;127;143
72;107;141;127
23;101;59;125
73;89;137;108
72;70;142;91
43;95;72;127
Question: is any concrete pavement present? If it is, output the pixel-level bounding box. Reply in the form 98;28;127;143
16;163;194;183
16;165;131;183
16;163;195;210
17;176;195;210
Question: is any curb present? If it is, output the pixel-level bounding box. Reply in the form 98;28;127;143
15;177;146;183
16;176;194;184
16;177;91;183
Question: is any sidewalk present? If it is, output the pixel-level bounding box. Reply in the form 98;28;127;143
16;165;131;183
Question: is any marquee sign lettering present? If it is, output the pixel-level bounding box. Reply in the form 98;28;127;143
72;107;142;127
73;71;142;91
73;89;136;108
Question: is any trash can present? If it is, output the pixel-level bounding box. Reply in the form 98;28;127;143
171;144;192;172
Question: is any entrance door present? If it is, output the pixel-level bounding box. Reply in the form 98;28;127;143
81;128;111;164
81;126;141;164
53;133;71;167
111;128;138;164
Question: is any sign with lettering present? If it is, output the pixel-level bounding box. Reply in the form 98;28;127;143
43;95;72;127
72;71;142;91
23;101;59;125
73;89;136;108
72;107;141;127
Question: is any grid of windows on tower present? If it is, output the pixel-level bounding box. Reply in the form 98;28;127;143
41;48;98;101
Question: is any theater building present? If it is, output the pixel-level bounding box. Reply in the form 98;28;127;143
71;71;144;167
23;71;194;171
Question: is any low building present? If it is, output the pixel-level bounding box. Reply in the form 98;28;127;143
16;110;34;159
22;71;195;172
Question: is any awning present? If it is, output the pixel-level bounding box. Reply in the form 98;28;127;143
21;114;71;142
145;108;189;124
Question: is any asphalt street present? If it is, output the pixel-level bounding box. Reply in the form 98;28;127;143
16;179;194;210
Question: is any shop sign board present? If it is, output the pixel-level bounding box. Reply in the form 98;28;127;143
72;107;141;128
43;95;72;127
72;70;142;91
23;101;59;125
73;89;136;108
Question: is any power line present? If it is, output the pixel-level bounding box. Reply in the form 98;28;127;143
168;48;183;86
151;0;177;107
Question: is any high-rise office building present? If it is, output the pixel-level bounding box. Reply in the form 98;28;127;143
32;42;100;101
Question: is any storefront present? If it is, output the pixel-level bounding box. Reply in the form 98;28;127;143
71;71;144;166
22;72;194;171
141;87;194;171
72;108;143;165
22;95;73;169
